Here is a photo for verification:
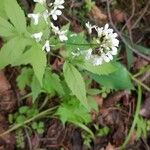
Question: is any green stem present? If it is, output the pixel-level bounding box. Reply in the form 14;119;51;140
0;106;57;137
121;85;142;149
131;75;150;92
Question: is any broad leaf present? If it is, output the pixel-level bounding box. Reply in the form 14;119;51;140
14;45;47;86
78;62;117;75
0;37;30;69
56;97;91;124
0;0;7;18
4;0;26;33
17;68;33;90
43;69;64;96
31;75;41;103
0;16;15;37
91;62;133;90
63;62;88;108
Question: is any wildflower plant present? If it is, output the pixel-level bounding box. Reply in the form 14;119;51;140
0;0;133;131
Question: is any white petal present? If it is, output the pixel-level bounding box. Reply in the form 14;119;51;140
111;47;117;55
93;57;103;66
55;10;62;16
101;53;110;62
42;40;50;52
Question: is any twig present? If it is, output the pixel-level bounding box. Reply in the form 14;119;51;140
131;0;150;29
0;106;57;137
24;128;32;150
106;0;150;62
121;0;135;32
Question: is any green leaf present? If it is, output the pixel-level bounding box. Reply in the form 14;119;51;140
56;97;91;125
134;44;150;56
0;16;15;37
0;0;7;19
78;62;117;75
63;62;88;108
29;3;47;31
0;37;30;69
31;76;41;103
43;69;64;96
16;115;26;124
19;106;29;114
65;32;90;51
91;62;133;90
14;45;47;86
17;68;33;90
4;0;26;33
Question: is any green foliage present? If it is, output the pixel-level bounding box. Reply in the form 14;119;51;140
78;62;117;75
91;62;133;90
56;97;91;125
0;37;31;69
14;45;47;86
43;69;64;96
0;0;7;18
17;68;33;90
4;0;26;33
0;16;15;37
135;116;147;139
9;106;44;134
15;129;25;149
63;62;88;108
94;125;110;137
31;121;44;134
65;32;90;52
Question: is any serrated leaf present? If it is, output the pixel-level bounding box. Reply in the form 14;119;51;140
14;45;47;86
91;62;133;90
63;62;88;108
78;62;117;75
0;16;15;37
4;0;26;33
56;97;91;125
17;68;33;90
0;37;31;69
43;69;64;96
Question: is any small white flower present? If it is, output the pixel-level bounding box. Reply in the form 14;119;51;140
85;22;96;34
50;8;62;20
31;32;43;42
33;0;46;4
58;30;68;41
50;23;60;34
110;47;117;55
50;23;68;41
42;40;50;52
43;10;50;24
28;13;40;25
101;53;110;63
93;56;103;66
85;49;92;60
54;0;65;9
96;27;103;37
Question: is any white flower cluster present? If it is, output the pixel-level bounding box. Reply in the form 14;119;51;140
83;22;119;66
29;0;68;52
